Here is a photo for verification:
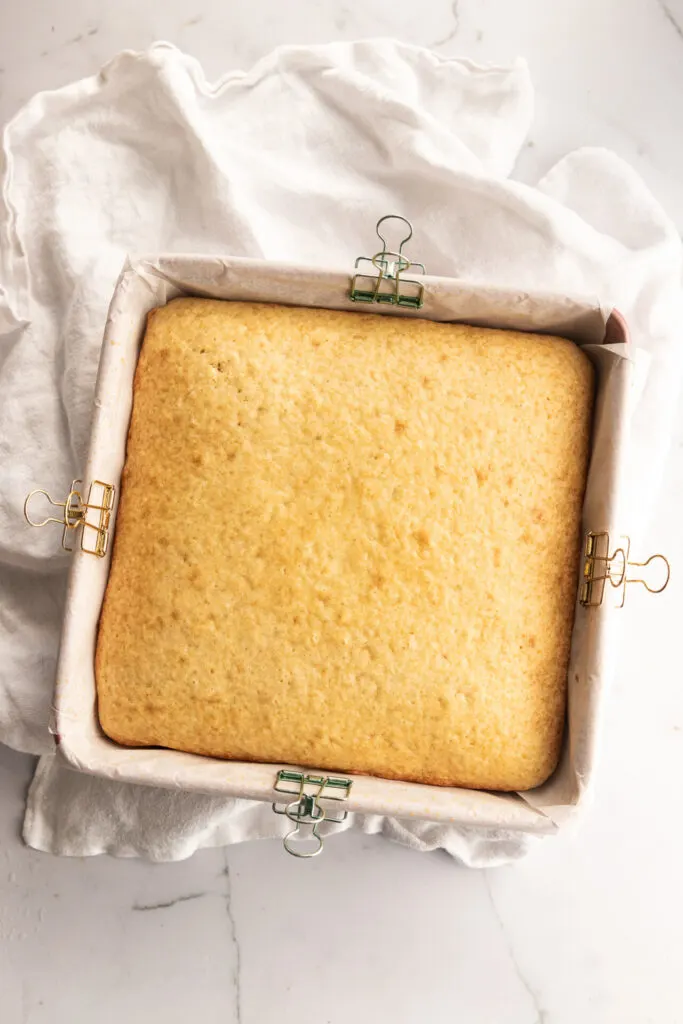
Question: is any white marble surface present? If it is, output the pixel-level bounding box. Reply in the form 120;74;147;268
1;2;683;1022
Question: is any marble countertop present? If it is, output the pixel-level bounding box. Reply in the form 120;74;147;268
2;2;683;1022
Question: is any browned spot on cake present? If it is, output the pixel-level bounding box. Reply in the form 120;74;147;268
394;419;407;435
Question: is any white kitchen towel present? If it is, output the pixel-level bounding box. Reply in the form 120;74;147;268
0;40;681;862
23;757;528;866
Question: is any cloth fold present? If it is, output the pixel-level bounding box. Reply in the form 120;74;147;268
0;40;680;861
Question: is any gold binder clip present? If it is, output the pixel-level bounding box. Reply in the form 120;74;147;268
24;479;115;557
580;532;670;608
350;214;425;309
272;770;352;859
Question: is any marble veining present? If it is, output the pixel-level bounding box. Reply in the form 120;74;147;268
132;892;209;911
484;873;548;1024
223;852;244;1024
657;0;683;39
430;0;460;49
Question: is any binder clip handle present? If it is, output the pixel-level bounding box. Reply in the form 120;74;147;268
626;552;671;595
375;214;413;256
24;484;84;531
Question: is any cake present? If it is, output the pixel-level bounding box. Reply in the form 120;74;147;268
95;297;594;791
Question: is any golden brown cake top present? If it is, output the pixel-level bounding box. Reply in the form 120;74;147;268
96;298;594;791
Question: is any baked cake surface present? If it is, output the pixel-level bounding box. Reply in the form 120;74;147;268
96;298;594;791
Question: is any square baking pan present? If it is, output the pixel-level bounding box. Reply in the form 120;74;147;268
36;231;649;847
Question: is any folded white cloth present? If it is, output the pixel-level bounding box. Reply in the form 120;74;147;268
1;40;680;862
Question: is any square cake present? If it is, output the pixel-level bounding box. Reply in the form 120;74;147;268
95;298;594;791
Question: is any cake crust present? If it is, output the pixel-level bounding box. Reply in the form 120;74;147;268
96;298;594;791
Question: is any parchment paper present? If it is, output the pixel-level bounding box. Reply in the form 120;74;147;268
53;255;630;833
